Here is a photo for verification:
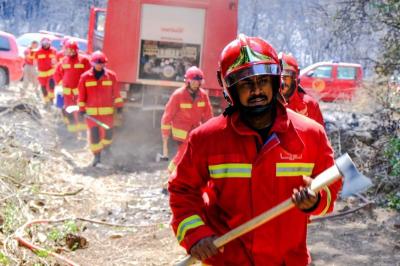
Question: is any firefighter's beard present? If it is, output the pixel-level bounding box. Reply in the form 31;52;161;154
239;94;276;118
282;82;295;102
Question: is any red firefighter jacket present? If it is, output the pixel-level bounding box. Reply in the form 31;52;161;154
169;103;342;266
54;55;91;98
78;68;123;119
161;86;213;142
287;88;324;126
24;47;36;65
35;47;57;78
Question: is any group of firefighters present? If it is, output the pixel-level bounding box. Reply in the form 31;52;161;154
23;37;123;167
162;34;341;265
23;32;342;264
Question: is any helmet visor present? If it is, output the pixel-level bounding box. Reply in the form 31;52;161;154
225;63;280;88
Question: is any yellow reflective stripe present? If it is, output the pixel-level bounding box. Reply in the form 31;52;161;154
176;215;204;243
38;68;55;77
49;54;55;58
114;97;123;103
74;63;84;68
99;107;114;115
180;103;192;109
101;139;112;146
63;87;72;95
168;161;176;173
37;54;46;59
85;81;97;87
62;64;71;69
102;80;112;86
171;127;187;140
86;108;97;115
197;101;205;107
86;107;114;115
208;163;252;178
48;92;54;98
276;163;315;177
90;143;103;152
319;186;332;216
161;124;171;130
78;102;85;107
72;88;78;95
77;123;87;131
67;124;78;132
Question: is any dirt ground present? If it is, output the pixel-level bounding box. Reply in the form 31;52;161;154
0;84;399;266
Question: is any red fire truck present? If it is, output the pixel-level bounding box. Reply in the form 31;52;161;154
88;0;238;113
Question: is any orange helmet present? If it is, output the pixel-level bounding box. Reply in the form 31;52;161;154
184;66;204;83
65;40;79;53
90;50;108;64
218;34;281;105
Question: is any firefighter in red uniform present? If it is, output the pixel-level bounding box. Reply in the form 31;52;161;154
279;52;324;126
35;37;57;106
56;37;69;62
54;40;91;134
22;40;38;92
168;35;342;265
160;66;213;174
78;51;123;166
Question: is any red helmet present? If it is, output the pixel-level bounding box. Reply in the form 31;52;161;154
279;52;299;78
218;34;281;104
91;50;108;64
184;66;204;82
40;37;51;46
65;40;79;53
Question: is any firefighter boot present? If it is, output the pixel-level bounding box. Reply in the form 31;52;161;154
92;153;101;167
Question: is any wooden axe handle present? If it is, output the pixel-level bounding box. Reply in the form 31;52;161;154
175;165;341;266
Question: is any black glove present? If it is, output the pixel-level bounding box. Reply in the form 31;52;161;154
116;107;123;114
79;111;86;119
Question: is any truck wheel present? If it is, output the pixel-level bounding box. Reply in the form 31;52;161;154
0;67;9;89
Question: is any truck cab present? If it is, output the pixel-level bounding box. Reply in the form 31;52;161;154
299;61;363;102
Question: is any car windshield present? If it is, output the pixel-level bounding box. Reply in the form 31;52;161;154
16;34;37;48
77;41;87;52
51;39;62;50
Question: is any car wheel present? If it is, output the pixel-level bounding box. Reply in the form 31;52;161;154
0;67;9;88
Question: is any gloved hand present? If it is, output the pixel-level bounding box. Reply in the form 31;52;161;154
116;107;123;114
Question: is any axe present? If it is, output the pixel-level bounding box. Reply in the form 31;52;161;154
65;105;110;130
175;153;372;266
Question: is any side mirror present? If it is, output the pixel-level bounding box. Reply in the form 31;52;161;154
307;71;314;77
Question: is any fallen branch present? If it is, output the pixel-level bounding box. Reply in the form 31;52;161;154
15;217;165;265
311;193;374;223
15;219;80;266
37;187;84;197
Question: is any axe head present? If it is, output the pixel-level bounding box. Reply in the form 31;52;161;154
65;105;79;114
335;153;372;198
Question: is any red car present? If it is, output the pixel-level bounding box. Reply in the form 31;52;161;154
299;61;363;101
0;31;24;88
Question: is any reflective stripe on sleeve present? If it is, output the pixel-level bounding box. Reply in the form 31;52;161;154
197;101;205;107
78;102;86;107
176;215;205;243
276;163;315;177
171;127;187;140
74;63;84;68
208;163;252;178
161;124;171;130
62;64;71;69
114;97;123;103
